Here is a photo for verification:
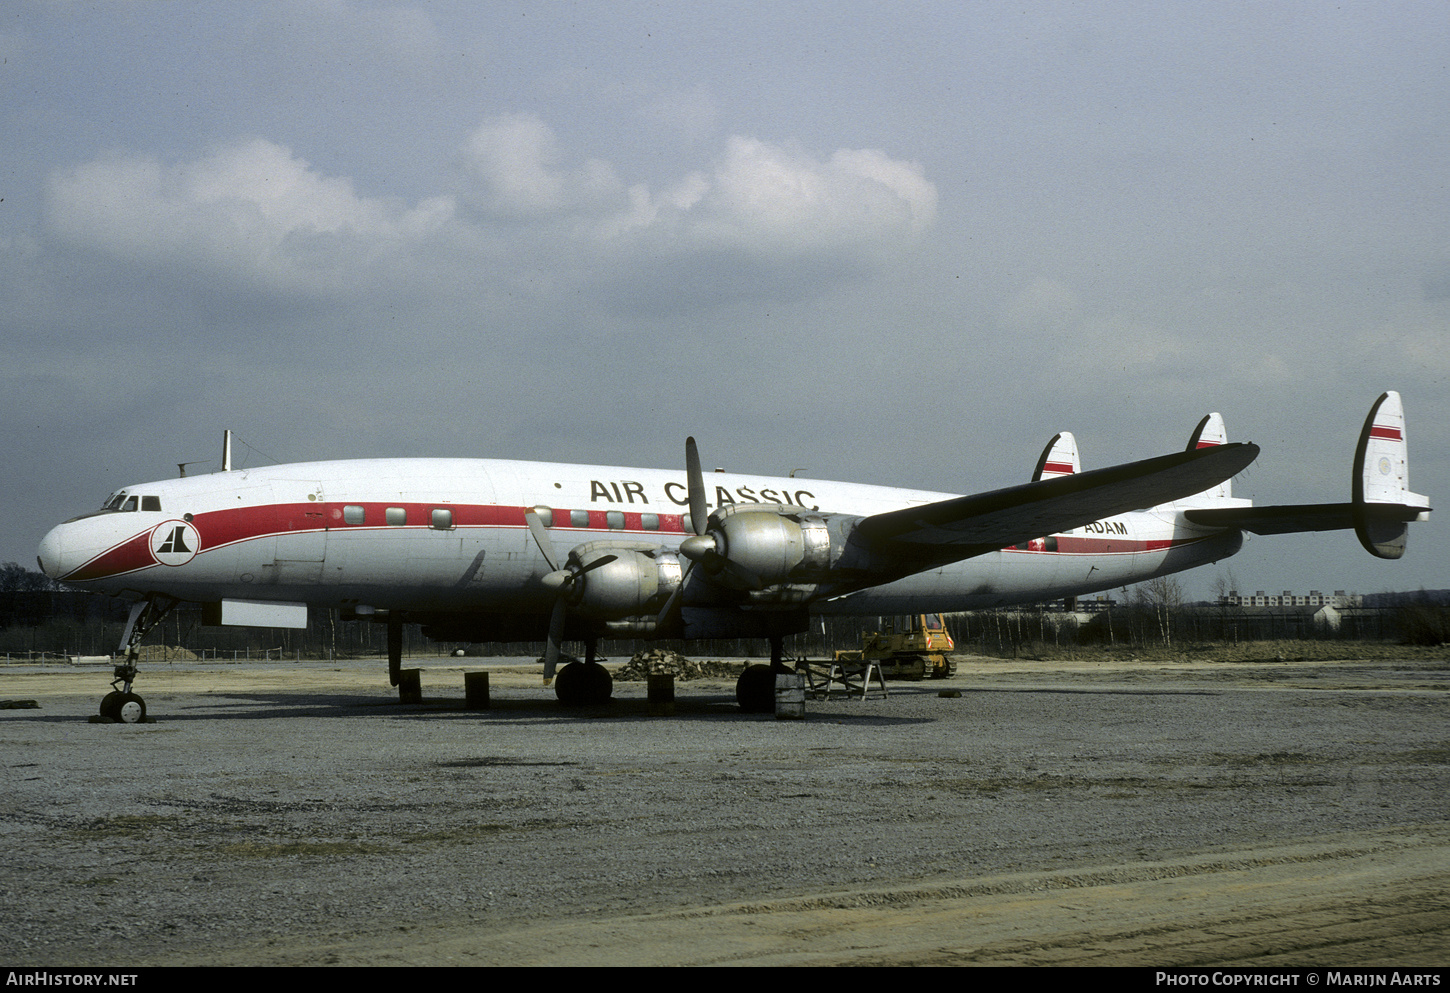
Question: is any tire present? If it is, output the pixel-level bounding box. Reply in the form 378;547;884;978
555;661;613;706
736;664;776;713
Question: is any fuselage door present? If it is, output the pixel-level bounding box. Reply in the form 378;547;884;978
266;479;327;585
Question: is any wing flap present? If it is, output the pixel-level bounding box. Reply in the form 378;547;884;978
858;443;1259;553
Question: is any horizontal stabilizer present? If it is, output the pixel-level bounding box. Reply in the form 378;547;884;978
1183;502;1420;535
859;442;1258;554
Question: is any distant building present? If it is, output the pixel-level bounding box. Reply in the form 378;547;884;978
1217;589;1362;608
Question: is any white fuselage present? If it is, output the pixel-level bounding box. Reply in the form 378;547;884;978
38;456;1243;631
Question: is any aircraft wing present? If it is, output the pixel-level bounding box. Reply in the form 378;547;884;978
856;443;1259;556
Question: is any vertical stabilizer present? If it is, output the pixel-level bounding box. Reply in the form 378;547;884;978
1183;413;1231;500
1032;432;1080;481
1353;391;1430;558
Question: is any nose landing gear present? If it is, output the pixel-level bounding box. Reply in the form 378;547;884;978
95;596;177;724
99;689;147;723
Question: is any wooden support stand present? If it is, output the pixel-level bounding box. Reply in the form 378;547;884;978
465;671;490;709
397;668;421;704
647;673;675;716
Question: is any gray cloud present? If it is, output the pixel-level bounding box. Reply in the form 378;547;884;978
2;2;1446;603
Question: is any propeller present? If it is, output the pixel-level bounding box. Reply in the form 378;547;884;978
675;438;767;590
655;435;769;629
524;506;615;681
654;438;707;631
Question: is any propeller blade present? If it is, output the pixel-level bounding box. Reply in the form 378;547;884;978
524;508;560;572
577;553;617;575
543;598;567;683
655;558;694;630
657;437;709;630
685;436;707;536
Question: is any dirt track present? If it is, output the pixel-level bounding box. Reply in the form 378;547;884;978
2;655;1446;967
153;824;1449;967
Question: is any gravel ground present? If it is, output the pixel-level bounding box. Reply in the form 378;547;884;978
1;654;1447;966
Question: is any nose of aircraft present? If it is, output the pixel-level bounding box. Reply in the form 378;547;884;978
37;524;68;580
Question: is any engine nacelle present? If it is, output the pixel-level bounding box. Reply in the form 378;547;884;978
562;540;683;619
681;503;847;591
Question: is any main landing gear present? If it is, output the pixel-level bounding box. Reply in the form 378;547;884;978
97;596;177;724
736;635;793;713
554;638;613;707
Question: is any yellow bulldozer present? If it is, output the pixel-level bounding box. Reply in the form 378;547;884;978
836;613;957;680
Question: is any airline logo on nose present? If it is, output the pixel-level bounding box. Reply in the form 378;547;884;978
152;521;200;566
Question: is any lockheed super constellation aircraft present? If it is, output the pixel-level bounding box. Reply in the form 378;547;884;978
37;392;1429;720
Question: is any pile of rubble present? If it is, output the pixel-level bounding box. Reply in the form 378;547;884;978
613;648;745;681
134;645;200;662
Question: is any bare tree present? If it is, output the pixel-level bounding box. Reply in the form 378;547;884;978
1211;567;1241;643
1130;575;1185;646
0;562;61;592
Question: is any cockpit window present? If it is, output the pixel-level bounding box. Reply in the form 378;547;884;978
79;491;160;521
66;490;145;524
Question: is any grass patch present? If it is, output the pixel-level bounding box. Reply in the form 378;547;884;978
1390;746;1450;764
71;814;181;838
403;823;510;844
214;839;389;858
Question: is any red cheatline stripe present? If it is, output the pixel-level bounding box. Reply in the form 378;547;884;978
1042;462;1075;474
1005;534;1207;555
63;531;155;582
1370;425;1402;441
61;502;695;580
1195;439;1221;448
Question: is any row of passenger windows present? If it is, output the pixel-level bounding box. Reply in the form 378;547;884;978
531;507;666;531
337;505;671;532
342;506;454;530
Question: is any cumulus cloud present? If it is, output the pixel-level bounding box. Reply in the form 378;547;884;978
462;113;625;216
45;139;455;295
463;115;937;260
677;138;937;252
45;118;937;310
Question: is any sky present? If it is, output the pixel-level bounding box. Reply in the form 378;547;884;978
2;0;1446;602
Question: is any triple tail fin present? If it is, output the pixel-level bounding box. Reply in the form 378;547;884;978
1183;413;1231;500
1032;432;1080;482
1352;391;1431;558
1182;391;1432;559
